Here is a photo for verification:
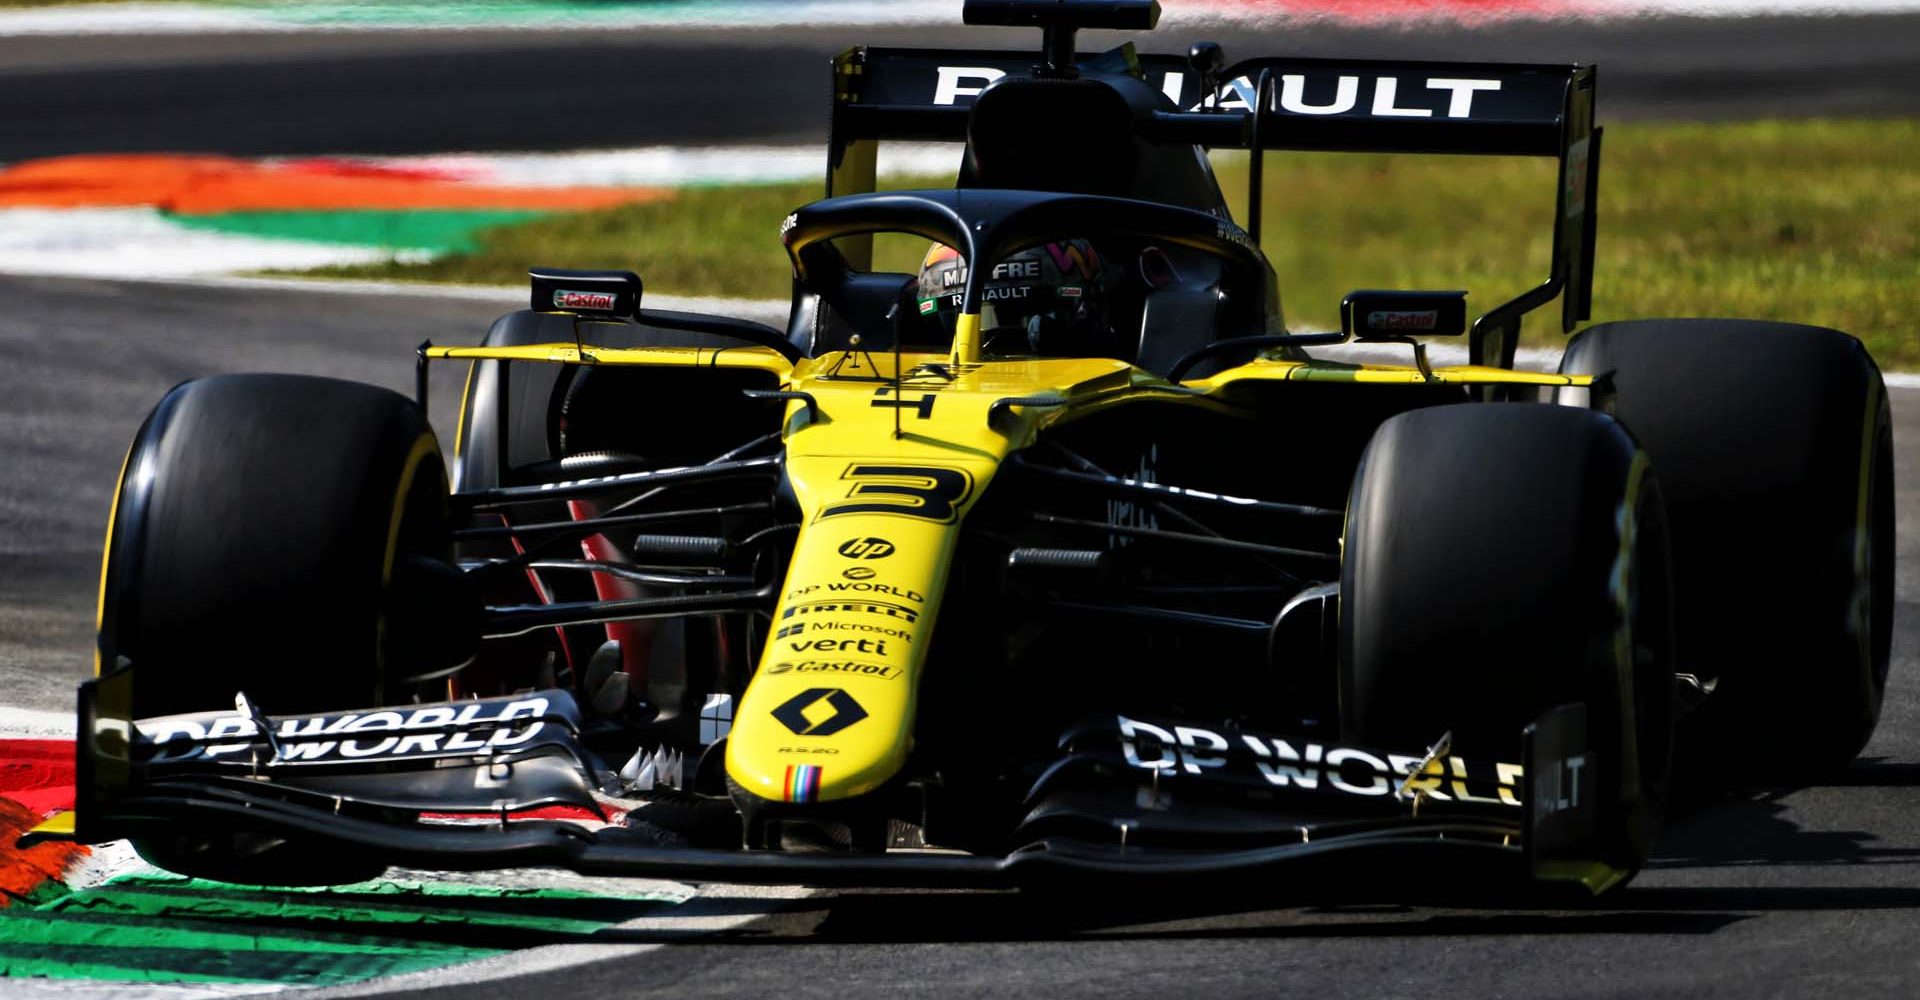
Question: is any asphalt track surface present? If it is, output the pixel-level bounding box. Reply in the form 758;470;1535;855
2;13;1919;159
0;272;1917;998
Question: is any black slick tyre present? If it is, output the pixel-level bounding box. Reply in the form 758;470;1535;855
99;374;473;885
450;310;758;491
100;373;469;718
1341;403;1676;886
1558;319;1893;774
450;310;575;494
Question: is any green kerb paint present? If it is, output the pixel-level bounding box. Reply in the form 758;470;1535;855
167;209;549;254
0;872;677;986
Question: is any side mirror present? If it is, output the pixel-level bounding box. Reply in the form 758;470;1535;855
530;268;642;319
1341;289;1467;340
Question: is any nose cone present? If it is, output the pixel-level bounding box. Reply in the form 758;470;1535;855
725;456;976;804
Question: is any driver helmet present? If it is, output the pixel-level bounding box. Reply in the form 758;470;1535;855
915;239;1118;357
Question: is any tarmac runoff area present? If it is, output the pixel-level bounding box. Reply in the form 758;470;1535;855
0;11;1917;162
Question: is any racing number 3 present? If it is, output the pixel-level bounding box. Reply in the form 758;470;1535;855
821;464;973;522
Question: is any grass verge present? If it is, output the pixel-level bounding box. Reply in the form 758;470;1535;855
319;119;1920;368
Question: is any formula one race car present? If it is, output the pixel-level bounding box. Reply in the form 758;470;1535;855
30;0;1893;897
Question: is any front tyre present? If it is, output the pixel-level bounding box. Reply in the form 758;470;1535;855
1341;403;1676;889
99;374;475;885
99;373;472;718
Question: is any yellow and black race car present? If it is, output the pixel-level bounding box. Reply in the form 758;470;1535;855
30;0;1893;897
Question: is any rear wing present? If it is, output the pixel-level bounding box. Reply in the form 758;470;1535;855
826;46;1598;367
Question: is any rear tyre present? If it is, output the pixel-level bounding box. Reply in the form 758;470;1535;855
1558;319;1893;774
451;310;574;494
99;374;472;885
451;309;757;491
1342;403;1675;886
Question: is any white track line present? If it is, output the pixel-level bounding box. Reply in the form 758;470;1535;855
358;143;961;189
60;841;151;892
0;983;285;1000
0;705;77;739
0;209;426;279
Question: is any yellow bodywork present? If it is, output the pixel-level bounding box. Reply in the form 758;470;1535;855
428;342;795;379
425;335;1593;804
25;811;76;841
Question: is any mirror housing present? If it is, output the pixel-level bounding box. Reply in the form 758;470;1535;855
1341;289;1467;340
530;268;642;319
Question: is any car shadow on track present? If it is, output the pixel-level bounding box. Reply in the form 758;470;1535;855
574;888;1748;945
1652;757;1920;871
587;855;1761;944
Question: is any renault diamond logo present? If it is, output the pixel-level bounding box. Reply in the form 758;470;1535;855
771;688;868;737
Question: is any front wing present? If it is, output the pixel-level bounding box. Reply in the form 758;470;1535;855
25;669;1623;893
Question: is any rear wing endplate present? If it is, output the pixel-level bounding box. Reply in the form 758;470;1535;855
827;46;1599;366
